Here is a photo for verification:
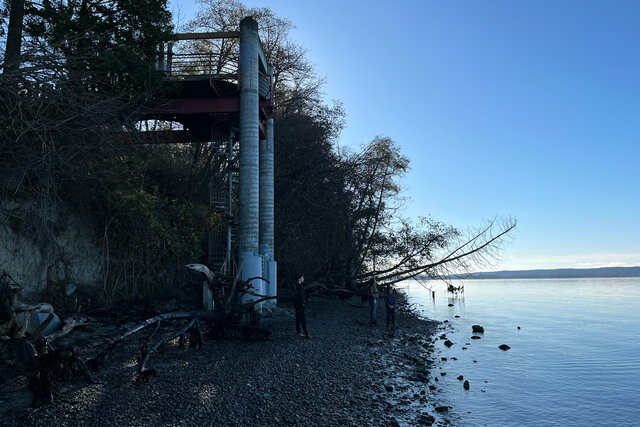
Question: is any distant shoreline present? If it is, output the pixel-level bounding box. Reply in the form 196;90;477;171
434;266;640;280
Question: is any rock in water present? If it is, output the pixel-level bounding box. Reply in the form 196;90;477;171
463;380;470;390
417;413;435;425
435;406;449;413
457;375;464;381
471;335;481;340
472;324;484;333
499;344;511;351
444;340;454;347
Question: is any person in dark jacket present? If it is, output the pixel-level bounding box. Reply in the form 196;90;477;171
367;278;379;326
384;286;396;334
294;275;311;338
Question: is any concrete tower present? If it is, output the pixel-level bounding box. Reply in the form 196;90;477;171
238;17;276;308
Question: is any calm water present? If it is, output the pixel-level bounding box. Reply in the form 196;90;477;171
405;278;640;426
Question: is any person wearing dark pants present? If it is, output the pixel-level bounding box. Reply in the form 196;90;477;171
294;275;311;338
366;278;379;326
384;286;396;335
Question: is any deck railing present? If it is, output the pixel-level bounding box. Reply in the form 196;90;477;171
156;32;272;99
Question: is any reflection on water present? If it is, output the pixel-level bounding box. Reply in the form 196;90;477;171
406;278;640;427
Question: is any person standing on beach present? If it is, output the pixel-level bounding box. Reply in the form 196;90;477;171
368;278;379;326
384;286;396;334
294;275;311;338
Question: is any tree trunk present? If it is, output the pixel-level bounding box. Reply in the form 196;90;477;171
3;0;25;74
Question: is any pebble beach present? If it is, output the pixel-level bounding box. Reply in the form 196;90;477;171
1;295;448;426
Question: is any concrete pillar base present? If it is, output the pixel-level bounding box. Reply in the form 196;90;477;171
240;252;264;309
264;260;277;308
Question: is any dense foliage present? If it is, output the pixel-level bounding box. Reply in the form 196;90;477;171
22;0;172;90
1;0;514;305
0;0;218;302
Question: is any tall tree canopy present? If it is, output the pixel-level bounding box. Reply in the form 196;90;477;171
22;0;173;89
185;0;321;113
1;0;515;303
184;0;516;288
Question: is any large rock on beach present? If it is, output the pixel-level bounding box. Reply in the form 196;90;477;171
15;311;62;336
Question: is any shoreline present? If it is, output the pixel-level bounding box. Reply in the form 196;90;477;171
1;294;449;426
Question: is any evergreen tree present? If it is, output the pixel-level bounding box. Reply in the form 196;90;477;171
23;0;173;89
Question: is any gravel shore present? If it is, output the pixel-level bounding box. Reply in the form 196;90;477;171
2;295;446;426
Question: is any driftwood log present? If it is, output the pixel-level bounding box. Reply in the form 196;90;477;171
2;265;359;406
0;272;95;406
137;318;199;381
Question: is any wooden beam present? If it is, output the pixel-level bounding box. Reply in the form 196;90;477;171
172;31;240;41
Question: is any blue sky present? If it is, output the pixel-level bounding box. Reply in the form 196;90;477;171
170;0;640;270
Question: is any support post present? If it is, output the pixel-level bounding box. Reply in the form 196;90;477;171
226;128;234;275
238;17;263;307
166;42;173;76
260;118;276;306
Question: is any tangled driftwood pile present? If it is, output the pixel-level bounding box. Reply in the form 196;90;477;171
0;273;94;406
0;267;275;407
1;264;378;409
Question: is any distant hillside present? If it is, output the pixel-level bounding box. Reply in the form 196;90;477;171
461;266;640;279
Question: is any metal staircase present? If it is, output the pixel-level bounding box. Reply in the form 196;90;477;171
208;128;238;274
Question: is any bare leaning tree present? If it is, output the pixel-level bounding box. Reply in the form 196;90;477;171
336;136;517;290
182;1;518;287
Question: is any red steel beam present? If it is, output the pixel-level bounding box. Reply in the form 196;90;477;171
172;31;239;40
116;130;210;145
147;98;272;115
